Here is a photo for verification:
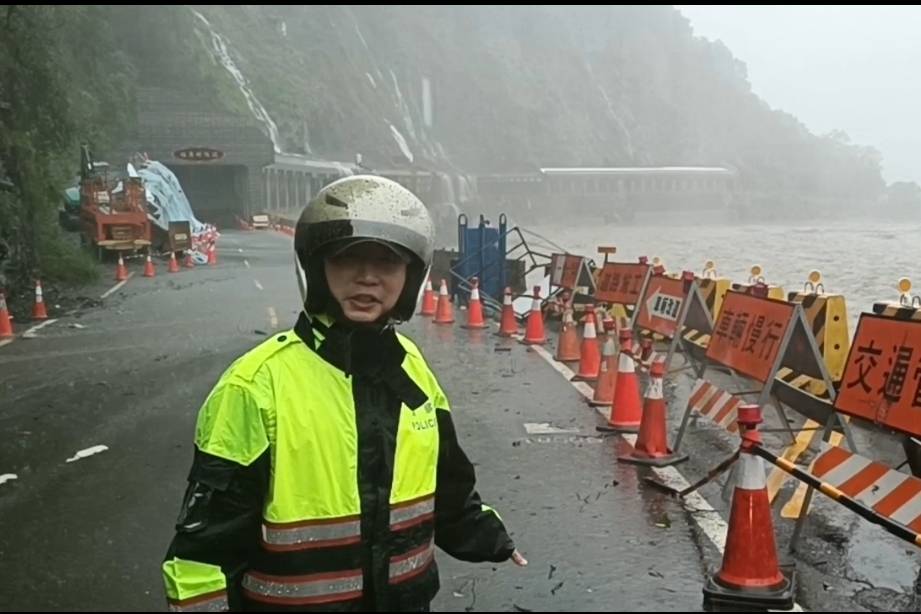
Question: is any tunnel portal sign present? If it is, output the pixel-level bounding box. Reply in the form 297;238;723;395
174;147;225;162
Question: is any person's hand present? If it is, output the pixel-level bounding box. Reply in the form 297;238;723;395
511;549;528;566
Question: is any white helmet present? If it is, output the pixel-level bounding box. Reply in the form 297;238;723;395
294;175;435;322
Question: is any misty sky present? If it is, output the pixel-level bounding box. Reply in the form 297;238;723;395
676;5;921;186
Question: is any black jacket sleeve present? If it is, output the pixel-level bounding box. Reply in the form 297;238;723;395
433;408;516;563
164;448;269;610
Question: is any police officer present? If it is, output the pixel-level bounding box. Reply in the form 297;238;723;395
162;175;525;612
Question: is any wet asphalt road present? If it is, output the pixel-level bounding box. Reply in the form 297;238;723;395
0;228;918;612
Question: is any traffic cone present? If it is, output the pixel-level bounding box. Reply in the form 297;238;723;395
115;254;128;281
522;286;546;345
554;303;581;362
600;330;642;432
208;243;218;266
618;357;688;466
32;280;48;321
143;253;156;278
704;404;795;610
419;277;436;317
601;307;616;334
589;331;618;407
183;251;195;269
168;252;180;274
636;338;654;371
572;305;601;382
463;278;488;329
497;287;518;337
434;279;454;324
0;291;13;338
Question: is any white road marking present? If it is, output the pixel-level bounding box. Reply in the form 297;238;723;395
65;445;109;463
22;319;59;339
101;272;135;299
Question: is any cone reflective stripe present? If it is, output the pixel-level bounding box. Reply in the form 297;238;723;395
168;252;180;273
497;287;518;336
115;254;128;281
419;278;436;316
32;280;48;320
589;332;618;406
605;331;642;431
572;305;601;381
0;292;13;338
463;278;488;329
704;404;795;609
522;286;546;344
619;357;688;466
434;279;454;324
555;304;581;362
143;253;156;278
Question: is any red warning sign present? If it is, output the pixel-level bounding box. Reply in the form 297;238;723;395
834;314;921;438
706;291;796;383
635;275;688;339
594;263;649;305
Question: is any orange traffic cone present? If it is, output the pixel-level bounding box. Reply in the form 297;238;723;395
168;252;180;273
0;291;13;338
600;330;642;432
618;357;688;465
572;305;601;382
419;277;436;316
32;280;48;321
208;243;218;266
183;252;195;269
434;279;454;324
115;254;128;282
704;404;794;609
497;287;518;337
554;303;581;362
143;253;156;278
463;278;489;329
522;286;546;345
589;331;618;407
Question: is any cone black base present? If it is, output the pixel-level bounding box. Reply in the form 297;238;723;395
617;451;689;467
703;568;795;611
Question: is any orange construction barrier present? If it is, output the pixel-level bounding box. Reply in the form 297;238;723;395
704;404;794;610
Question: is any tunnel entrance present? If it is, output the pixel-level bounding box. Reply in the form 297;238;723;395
166;164;249;227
